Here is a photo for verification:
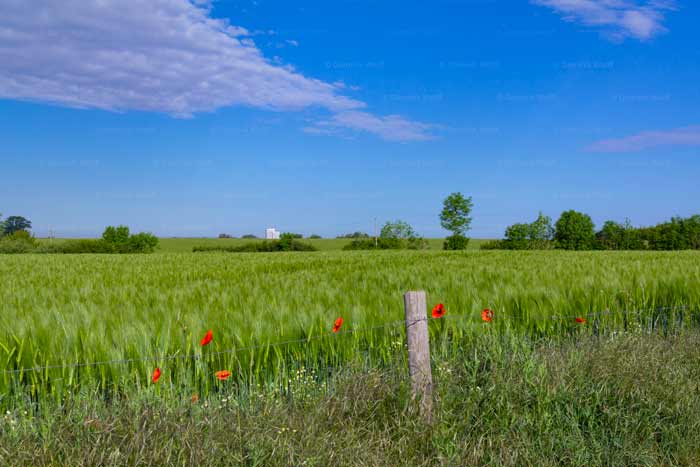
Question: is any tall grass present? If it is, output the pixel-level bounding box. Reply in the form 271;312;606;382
1;250;699;408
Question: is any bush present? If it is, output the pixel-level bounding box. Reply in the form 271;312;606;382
101;226;159;253
343;236;427;250
0;230;37;254
241;234;258;239
443;234;470;250
193;239;316;253
337;232;370;239
36;239;116;254
308;234;322;239
125;232;159;253
479;240;507;250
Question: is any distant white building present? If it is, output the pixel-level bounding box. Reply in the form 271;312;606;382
265;227;280;240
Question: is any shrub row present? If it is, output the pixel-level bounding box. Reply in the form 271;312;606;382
0;226;158;254
193;238;317;253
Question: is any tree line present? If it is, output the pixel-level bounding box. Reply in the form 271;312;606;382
0;213;158;254
482;211;700;251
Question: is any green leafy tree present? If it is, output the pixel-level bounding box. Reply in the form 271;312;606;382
102;225;130;246
554;210;595;250
2;216;32;236
596;220;625;250
440;192;473;250
504;223;531;249
529;212;554;249
380;220;416;240
501;212;553;250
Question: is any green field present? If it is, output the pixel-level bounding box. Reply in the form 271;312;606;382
2;249;700;465
1;249;699;404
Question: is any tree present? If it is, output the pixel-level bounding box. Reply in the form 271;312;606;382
529;212;554;249
2;216;31;236
102;225;130;246
440;192;473;250
381;220;417;240
501;212;553;250
596;220;625;250
377;220;426;249
554;210;595;250
504;222;531;249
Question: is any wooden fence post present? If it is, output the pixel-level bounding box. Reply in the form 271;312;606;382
403;290;433;420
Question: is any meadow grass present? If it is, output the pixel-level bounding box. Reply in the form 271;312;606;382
2;330;699;466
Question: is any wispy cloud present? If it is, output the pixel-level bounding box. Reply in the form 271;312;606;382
587;125;700;152
306;111;438;142
532;0;677;41
0;0;433;142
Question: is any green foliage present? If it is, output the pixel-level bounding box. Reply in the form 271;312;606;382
443;234;469;250
500;212;555;250
36;239;116;254
596;219;645;250
554;210;596;250
439;192;473;238
0;229;37;253
380;220;416;240
479;239;507;250
504;222;531;249
102;225;130;246
1;215;31;236
308;234;322;239
337;232;370;239
639;215;700;250
126;232;159;253
283;233;303;239
241;234;258;239
99;226;158;253
193;238;317;252
345;221;427;250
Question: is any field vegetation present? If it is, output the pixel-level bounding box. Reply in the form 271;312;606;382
1;250;698;406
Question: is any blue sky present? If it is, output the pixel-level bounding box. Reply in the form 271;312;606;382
1;0;698;238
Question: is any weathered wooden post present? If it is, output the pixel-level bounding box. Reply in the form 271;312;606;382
403;290;433;420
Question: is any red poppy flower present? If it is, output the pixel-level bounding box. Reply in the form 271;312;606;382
200;329;213;346
575;317;586;324
481;308;494;322
432;303;446;319
215;370;232;381
151;367;161;384
332;317;344;333
191;394;199;403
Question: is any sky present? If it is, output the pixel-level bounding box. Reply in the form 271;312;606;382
1;0;698;238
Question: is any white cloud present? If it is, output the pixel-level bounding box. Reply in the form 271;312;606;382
532;0;676;40
308;111;438;142
0;0;433;141
587;125;700;152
